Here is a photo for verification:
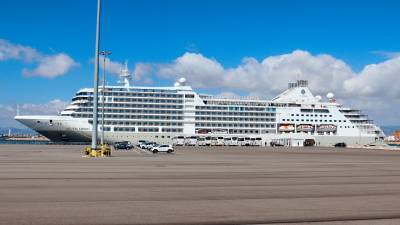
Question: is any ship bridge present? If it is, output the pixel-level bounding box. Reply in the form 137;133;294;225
272;80;319;104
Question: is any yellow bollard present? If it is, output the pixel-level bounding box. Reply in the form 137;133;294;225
83;144;111;157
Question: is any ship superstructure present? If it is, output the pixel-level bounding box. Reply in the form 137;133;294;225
15;71;384;146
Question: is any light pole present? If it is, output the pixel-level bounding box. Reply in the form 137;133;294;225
91;0;102;150
99;50;111;146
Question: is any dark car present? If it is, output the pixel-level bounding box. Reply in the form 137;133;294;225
304;139;315;147
334;142;347;148
114;141;133;150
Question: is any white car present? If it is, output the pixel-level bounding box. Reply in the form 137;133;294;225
151;144;174;154
140;142;156;150
137;140;147;147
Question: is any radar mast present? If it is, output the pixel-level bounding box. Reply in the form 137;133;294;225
118;61;132;87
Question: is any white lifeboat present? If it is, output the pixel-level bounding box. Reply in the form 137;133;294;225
317;124;337;132
297;124;314;132
279;124;295;132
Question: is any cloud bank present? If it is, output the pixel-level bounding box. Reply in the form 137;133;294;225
0;39;78;78
131;50;400;125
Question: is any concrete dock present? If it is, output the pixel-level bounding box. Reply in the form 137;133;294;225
1;145;400;225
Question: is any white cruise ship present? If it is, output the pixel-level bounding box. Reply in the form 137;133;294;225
15;65;385;146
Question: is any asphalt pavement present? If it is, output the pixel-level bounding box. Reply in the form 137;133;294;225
1;145;400;225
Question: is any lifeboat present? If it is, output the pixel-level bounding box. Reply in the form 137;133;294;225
279;124;295;132
196;129;211;134
297;124;314;132
212;129;228;134
317;124;337;132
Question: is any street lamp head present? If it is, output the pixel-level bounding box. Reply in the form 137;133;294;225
99;50;112;56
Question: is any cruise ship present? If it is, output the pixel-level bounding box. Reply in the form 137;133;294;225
15;64;385;146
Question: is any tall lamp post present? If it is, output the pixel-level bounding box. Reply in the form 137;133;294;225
91;0;102;150
99;50;111;146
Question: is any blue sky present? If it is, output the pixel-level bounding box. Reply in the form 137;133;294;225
1;0;400;126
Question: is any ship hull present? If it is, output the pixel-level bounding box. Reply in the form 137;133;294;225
14;116;91;142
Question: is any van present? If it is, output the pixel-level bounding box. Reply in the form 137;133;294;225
205;136;212;146
210;137;218;146
197;137;206;146
244;137;251;146
224;137;232;146
185;136;197;146
254;137;262;146
173;136;185;146
231;137;239;146
216;137;225;146
238;137;245;146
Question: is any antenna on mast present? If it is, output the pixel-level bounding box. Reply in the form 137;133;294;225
118;60;132;87
16;104;20;116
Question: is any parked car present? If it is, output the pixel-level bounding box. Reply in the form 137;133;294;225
334;142;347;148
114;141;133;150
151;144;174;154
304;139;316;146
140;141;156;150
270;141;284;147
137;140;147;147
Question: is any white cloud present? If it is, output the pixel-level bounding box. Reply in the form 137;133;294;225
214;91;241;99
0;99;68;128
158;52;225;88
96;57;154;84
157;50;353;97
0;39;78;78
98;55;124;75
371;50;400;59
23;53;79;78
19;99;68;115
344;57;400;98
0;39;41;62
149;50;400;125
